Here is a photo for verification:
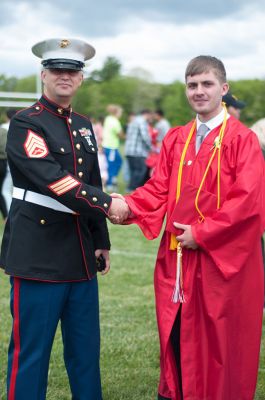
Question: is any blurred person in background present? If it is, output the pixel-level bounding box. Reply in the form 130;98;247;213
92;116;104;147
125;109;152;192
251;118;265;158
222;91;245;119
102;104;123;191
146;110;171;176
1;108;17;212
92;116;108;189
251;117;265;301
154;109;171;146
0;125;8;221
145;119;159;177
123;112;135;190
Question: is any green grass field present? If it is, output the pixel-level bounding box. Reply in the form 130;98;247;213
0;221;264;399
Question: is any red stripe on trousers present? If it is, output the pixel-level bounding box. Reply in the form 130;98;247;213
8;278;21;400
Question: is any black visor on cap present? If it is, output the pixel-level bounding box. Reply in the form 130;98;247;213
42;58;85;71
223;93;246;109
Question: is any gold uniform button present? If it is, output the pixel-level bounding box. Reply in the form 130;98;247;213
187;160;192;166
76;143;81;150
73;130;77;137
35;106;40;110
60;147;65;153
40;219;46;225
57;108;63;114
92;197;98;202
78;171;83;178
68;118;72;124
103;203;108;208
78;158;83;164
81;191;87;196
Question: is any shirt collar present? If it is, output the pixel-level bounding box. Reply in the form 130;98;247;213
196;108;230;132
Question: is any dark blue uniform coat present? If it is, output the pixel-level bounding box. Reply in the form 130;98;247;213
0;95;111;281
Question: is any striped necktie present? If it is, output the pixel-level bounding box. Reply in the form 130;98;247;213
196;123;209;153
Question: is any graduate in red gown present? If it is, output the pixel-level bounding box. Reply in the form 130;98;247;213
111;56;265;400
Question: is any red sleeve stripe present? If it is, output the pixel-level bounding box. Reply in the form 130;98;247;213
48;175;80;196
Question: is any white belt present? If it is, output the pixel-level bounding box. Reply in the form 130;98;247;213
12;187;74;214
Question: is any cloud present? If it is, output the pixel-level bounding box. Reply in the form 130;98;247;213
89;8;265;82
0;2;72;76
0;0;265;82
2;0;265;37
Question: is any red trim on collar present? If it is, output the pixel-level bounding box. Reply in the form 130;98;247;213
42;94;71;112
40;95;71;117
38;102;67;118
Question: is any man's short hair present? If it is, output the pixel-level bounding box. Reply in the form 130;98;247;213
185;55;227;84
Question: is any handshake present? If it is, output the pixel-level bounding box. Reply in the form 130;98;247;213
108;193;131;224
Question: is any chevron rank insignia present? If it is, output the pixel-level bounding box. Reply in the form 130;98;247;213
48;175;80;196
24;130;49;158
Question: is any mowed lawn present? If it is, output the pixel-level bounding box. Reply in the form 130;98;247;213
0;220;264;399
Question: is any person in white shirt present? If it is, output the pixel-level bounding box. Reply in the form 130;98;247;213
102;104;123;191
154;109;171;145
1;108;16;213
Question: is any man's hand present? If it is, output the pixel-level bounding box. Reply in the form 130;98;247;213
110;193;125;201
174;222;198;250
109;196;130;224
95;249;110;275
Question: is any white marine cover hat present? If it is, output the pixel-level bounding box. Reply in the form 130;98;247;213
32;38;96;70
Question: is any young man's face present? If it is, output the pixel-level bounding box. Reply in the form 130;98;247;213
41;68;83;105
185;70;229;121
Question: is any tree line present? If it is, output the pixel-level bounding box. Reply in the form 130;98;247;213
0;57;264;127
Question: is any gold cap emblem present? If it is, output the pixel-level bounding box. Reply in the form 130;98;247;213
60;39;70;48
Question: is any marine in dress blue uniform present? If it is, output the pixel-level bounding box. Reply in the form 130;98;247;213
0;38;112;400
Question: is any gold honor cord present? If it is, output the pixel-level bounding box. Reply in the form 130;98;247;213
170;104;228;250
170;120;196;250
170;105;228;303
195;104;227;217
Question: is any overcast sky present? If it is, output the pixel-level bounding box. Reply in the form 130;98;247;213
1;0;265;83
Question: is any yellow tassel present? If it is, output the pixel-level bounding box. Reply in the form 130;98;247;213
172;243;185;303
169;120;196;250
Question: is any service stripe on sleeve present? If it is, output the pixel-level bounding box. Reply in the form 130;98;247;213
48;175;80;196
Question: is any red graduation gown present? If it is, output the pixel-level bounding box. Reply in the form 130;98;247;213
125;116;265;400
